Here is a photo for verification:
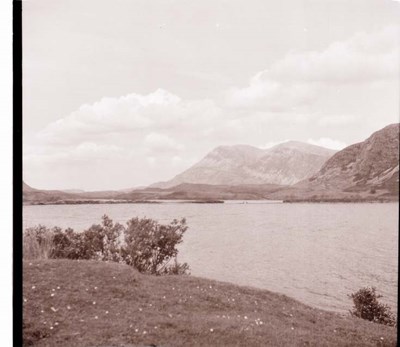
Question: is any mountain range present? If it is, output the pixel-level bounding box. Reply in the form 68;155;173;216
152;142;336;188
23;123;399;203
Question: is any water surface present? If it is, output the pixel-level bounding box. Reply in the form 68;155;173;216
23;202;398;313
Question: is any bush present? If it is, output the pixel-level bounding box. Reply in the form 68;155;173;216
23;215;190;276
52;227;79;259
122;217;189;275
349;287;397;326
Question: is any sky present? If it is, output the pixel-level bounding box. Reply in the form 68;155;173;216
23;0;400;191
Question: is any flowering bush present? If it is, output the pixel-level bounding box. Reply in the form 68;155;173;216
349;287;396;326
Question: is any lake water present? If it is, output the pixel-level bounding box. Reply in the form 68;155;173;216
23;202;398;313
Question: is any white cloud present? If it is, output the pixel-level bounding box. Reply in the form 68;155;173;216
145;132;184;152
307;138;347;150
226;26;399;110
24;142;123;165
268;26;399;84
317;115;358;126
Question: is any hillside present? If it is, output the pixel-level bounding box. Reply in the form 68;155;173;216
23;259;397;346
303;124;399;196
153;142;335;188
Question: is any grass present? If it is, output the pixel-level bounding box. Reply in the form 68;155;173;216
23;259;397;347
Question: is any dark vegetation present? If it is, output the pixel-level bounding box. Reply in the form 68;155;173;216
349;287;397;327
23;215;189;275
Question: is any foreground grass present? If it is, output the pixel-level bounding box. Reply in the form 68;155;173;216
23;260;397;347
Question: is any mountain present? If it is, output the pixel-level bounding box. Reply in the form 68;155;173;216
152;142;336;188
300;123;399;196
23;181;36;192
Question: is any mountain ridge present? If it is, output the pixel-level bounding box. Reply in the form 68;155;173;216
302;123;399;195
152;141;336;188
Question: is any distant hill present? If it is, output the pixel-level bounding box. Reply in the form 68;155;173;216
23;182;36;192
152;142;336;188
23;182;80;203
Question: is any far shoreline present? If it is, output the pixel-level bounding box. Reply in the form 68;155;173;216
23;198;398;206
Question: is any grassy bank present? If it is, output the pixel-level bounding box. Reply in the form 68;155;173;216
23;259;397;347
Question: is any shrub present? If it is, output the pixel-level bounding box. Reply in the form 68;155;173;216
23;225;54;260
51;227;85;260
349;287;397;326
158;257;190;275
23;215;190;276
121;217;189;275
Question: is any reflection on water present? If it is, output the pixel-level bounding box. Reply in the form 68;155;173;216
23;202;398;313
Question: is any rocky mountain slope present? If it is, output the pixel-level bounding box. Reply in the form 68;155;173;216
152;142;336;188
300;123;399;196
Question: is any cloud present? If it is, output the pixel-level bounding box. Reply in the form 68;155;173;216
317;115;358;126
145;132;184;153
24;89;231;189
225;26;399;110
307;138;347;150
38;89;181;145
267;25;399;84
24;142;123;165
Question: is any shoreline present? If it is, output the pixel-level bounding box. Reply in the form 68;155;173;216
23;198;398;206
